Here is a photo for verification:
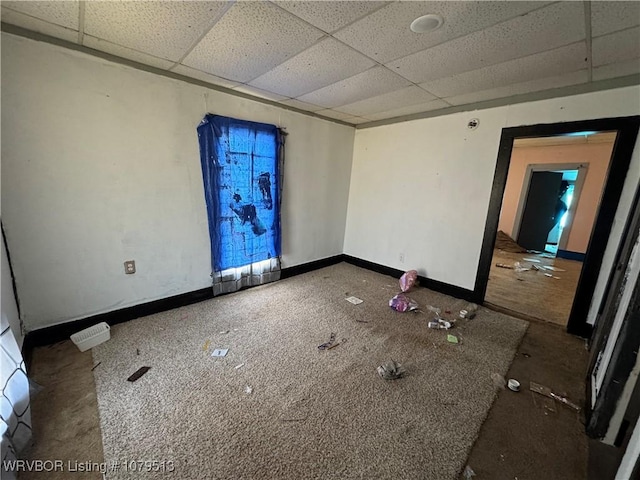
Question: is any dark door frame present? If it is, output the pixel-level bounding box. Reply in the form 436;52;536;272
474;115;640;337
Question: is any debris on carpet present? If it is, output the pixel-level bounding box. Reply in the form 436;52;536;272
447;334;459;344
377;360;406;380
459;303;478;319
202;339;211;351
345;296;364;305
211;348;229;357
399;270;418;292
127;366;150;382
91;362;101;371
389;293;419;312
244;385;253;394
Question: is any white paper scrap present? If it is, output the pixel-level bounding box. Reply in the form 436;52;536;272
345;296;363;305
522;258;542;263
211;348;229;357
235;363;245;369
542;265;566;272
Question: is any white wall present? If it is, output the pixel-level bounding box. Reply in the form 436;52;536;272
1;33;354;331
345;86;640;323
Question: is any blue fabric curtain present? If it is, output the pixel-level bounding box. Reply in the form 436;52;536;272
198;114;282;273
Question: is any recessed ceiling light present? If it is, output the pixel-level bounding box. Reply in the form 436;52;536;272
410;14;444;33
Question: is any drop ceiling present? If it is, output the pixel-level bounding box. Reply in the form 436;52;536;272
2;1;639;127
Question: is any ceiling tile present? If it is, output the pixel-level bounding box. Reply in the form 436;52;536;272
183;2;324;83
592;59;640;81
171;65;240;89
249;37;375;98
335;86;436;117
591;2;640;37
232;85;290;102
334;1;551;64
592;27;640;67
2;1;78;29
84;1;231;62
444;70;588;106
297;66;412;108
420;43;587;98
316;109;357;121
273;1;389;33
0;6;78;43
388;2;585;84
364;99;451;122
278;99;325;112
83;36;176;70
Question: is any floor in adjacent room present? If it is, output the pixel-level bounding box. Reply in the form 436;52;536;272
20;265;590;480
485;249;584;326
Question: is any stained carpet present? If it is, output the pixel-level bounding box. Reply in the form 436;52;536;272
92;263;528;479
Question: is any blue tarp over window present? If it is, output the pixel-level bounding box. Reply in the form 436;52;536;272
198;115;281;271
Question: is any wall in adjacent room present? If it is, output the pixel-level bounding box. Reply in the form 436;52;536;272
499;141;615;254
344;86;640;326
1;33;355;331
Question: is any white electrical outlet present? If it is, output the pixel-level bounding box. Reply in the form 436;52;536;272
124;260;136;274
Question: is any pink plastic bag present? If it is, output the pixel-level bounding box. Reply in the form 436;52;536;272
389;293;419;312
399;270;418;292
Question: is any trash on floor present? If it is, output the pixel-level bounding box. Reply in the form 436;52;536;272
513;261;529;273
426;305;442;315
70;322;111;352
389;293;419;312
399;270;418;292
136;348;140;356
327;338;347;350
127;366;150;382
508;379;521;392
491;373;506;389
459;303;478;319
202;339;211;351
235;363;245;369
542;265;566;272
377;360;406;380
447;334;459;344
463;465;476;479
318;332;337;350
91;362;101;372
356;318;370;323
530;381;581;411
244;385;253;394
345;296;364;305
495;263;513;269
219;330;230;334
428;319;452;330
211;348;229;357
522;257;542;263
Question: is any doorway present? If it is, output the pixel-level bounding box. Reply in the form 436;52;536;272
474;116;640;337
484;138;613;327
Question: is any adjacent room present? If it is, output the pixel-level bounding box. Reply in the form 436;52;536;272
1;2;639;480
485;132;616;326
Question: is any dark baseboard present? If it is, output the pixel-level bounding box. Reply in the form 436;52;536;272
557;249;586;262
23;287;214;352
342;255;477;302
22;253;477;355
280;254;344;279
22;254;344;352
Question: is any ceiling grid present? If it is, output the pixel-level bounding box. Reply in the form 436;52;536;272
1;0;637;127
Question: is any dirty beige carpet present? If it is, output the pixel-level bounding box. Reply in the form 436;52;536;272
92;263;528;480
